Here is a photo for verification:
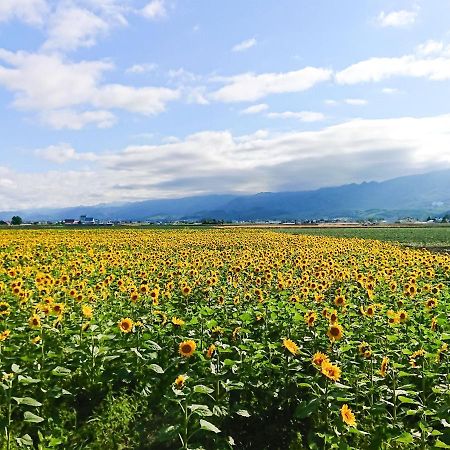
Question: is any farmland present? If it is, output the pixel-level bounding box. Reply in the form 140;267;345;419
277;226;450;249
0;229;449;449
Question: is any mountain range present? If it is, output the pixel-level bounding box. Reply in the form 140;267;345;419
2;169;450;222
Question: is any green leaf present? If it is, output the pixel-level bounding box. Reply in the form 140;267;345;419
394;432;414;444
239;312;253;323
147;341;162;351
435;440;450;448
294;398;319;419
398;396;417;404
148;364;164;374
223;359;237;366
200;419;221;434
11;364;21;373
189;404;213;417
194;385;214;394
15;434;33;447
13;397;42;407
24;411;44;423
51;367;71;377
236;409;250;417
18;375;40;385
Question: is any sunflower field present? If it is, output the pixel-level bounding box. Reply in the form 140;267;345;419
0;228;449;449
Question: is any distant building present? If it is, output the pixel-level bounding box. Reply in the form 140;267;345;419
80;215;95;225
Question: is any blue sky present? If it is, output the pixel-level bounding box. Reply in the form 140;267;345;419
1;0;450;209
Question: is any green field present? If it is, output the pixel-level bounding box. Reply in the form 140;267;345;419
277;226;450;248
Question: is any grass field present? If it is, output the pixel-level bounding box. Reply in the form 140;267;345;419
276;226;450;249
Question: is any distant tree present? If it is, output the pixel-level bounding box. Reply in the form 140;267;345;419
0;220;7;225
11;216;23;225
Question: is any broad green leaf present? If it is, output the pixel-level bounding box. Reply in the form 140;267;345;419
51;367;71;377
24;411;44;423
236;409;250;417
200;419;221;434
394;432;414;444
148;364;164;374
13;397;42;407
15;434;33;447
194;385;214;394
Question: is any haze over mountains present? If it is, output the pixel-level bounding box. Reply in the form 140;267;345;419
2;170;450;222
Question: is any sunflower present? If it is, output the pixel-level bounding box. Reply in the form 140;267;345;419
174;374;186;389
31;335;41;345
334;295;346;307
398;310;408;323
425;298;437;309
172;317;185;326
0;329;11;341
179;340;196;357
340;404;356;427
312;351;329;366
409;349;425;368
304;311;317;327
28;314;41;328
431;317;437;331
327;324;343;341
82;305;93;319
321;361;341;382
181;286;191;296
380;356;389;377
283;338;299;355
118;318;133;333
206;344;216;359
358;342;372;358
0;301;10;316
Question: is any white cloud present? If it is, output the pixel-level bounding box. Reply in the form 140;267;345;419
344;98;368;106
336;55;450;84
211;67;332;102
324;99;338;106
377;9;418;28
232;38;257;52
0;49;111;110
0;0;48;25
240;103;269;114
416;40;444;56
381;87;400;94
126;63;158;74
42;6;109;51
141;0;166;20
35;143;97;164
40;109;116;129
267;111;325;122
0;49;180;126
5;114;449;210
93;84;180;115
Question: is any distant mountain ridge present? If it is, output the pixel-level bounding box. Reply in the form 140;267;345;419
2;169;450;222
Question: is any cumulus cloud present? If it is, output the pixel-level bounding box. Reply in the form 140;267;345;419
336;54;450;84
344;98;368;105
40;109;116;129
3;114;450;209
240;103;269;114
377;9;418;28
126;63;158;74
267;111;325;122
0;0;49;25
232;38;257;52
211;67;332;102
0;49;180;126
42;6;110;51
35;143;97;164
141;0;166;20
